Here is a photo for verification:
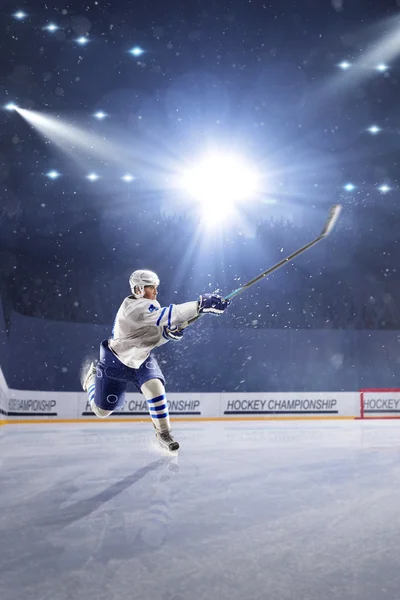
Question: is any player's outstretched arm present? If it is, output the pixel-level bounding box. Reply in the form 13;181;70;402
143;299;199;329
142;294;230;333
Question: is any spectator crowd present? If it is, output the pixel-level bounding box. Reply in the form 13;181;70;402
1;211;399;332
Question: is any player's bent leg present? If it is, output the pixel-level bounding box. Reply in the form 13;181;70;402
83;341;129;419
82;362;111;418
86;371;115;419
140;378;179;452
93;361;127;414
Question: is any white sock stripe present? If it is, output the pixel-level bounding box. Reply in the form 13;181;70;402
149;401;168;411
147;400;167;410
147;401;167;410
149;409;167;417
147;400;168;410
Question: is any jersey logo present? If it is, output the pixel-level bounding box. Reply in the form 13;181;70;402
148;304;158;313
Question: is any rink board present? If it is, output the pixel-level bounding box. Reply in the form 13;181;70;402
2;367;399;423
5;387;358;422
0;368;7;425
360;389;400;419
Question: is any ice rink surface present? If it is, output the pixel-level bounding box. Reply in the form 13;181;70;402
1;420;400;600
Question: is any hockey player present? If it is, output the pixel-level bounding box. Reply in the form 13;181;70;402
82;270;230;451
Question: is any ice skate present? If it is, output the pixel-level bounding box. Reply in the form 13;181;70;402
82;361;96;392
156;430;179;452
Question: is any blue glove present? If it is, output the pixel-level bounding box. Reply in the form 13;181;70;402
162;326;184;341
198;294;231;315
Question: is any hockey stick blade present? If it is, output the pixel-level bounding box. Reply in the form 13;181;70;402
320;204;342;238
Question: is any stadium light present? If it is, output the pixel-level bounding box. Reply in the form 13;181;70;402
46;170;61;179
376;63;389;72
180;152;259;221
122;174;135;182
45;23;59;32
129;46;144;56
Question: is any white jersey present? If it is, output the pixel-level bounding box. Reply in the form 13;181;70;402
108;296;199;369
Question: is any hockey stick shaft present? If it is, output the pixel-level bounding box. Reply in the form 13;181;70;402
181;204;342;329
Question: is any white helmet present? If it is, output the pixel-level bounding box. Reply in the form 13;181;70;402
129;269;160;298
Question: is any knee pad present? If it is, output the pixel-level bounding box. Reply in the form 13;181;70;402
141;378;166;400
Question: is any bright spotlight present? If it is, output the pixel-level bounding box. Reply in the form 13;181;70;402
76;36;89;45
180;153;259;221
338;61;351;70
344;183;356;192
44;23;59;32
87;173;99;181
4;102;18;111
367;125;381;134
14;11;27;20
379;184;391;193
122;174;134;182
93;111;107;120
129;46;144;57
376;63;389;72
46;170;61;179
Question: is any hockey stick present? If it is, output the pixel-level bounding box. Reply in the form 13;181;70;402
180;204;342;330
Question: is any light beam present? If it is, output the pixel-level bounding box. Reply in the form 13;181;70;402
179;152;259;223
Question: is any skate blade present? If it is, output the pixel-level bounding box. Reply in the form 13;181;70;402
157;439;179;453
